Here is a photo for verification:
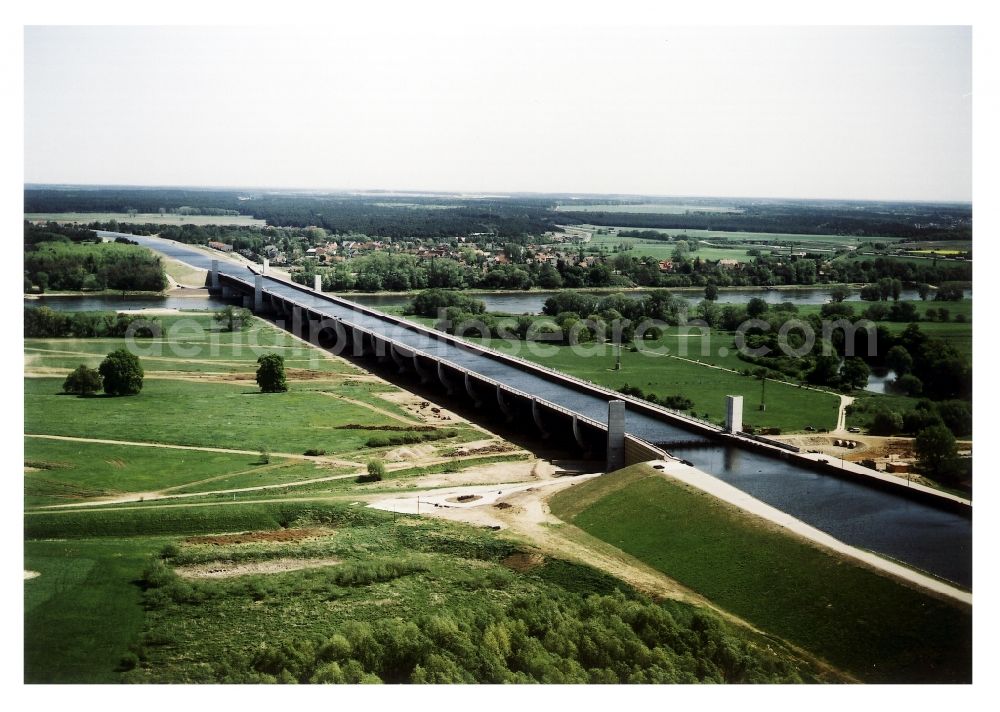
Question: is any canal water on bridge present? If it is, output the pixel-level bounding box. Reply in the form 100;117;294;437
122;235;972;588
669;444;971;587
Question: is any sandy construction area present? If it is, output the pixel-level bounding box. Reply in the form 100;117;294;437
175;557;341;579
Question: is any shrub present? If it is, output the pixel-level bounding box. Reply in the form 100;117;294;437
358;460;386;483
364;429;457;448
62;364;102;396
304;449;327;457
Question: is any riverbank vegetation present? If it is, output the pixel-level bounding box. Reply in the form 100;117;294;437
24;222;167;293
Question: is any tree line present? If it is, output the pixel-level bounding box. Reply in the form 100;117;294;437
559;201;971;241
27;189;971;241
24;306;162;338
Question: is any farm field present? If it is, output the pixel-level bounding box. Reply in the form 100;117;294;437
26;212;266;227
585;226;884;250
549;464;972;683
585;235;755;262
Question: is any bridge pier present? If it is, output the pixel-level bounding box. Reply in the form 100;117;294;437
496;386;514;422
253;275;264;312
464;373;482;408
412;355;431;384
438;363;454;395
571;415;591;456
390;345;409;374
352;327;369;357
532;399;550;439
606;400;626;471
210;259;220;289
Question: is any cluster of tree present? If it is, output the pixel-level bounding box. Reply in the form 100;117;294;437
853;397;971;439
542;290;690;325
62;349;144;397
198;589;810;683
914;425;969;488
557;200;971;241
214;306;253;332
617;384;694;412
25;188;243;214
851;404;970;487
25;306;161;338
558;251;971;292
24;221;98;246
24;241;167;293
705;305;970;397
303;254;552;293
405;289;485;317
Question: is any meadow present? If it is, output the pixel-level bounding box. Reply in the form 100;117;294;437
549;464;972;683
23;311;484;509
485;336;840;432
584;226;879;252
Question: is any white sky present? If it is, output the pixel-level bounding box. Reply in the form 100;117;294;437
24;25;971;201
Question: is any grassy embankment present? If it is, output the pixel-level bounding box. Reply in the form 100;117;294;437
549;464;972;683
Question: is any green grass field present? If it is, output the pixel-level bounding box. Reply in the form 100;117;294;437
26;212;266;227
581;226;882;251
25;313;355;375
25;537;170;683
24;437;292;507
484;337;839;432
23;310;483;512
24;377;423;454
549;464;972;683
584;233;755;262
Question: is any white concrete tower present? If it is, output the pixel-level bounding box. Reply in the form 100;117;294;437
725;395;744;434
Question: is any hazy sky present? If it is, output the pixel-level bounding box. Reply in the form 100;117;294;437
24;25;972;201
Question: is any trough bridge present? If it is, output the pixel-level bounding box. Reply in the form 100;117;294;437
124;235;972;588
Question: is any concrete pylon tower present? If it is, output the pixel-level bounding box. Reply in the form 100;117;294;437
606;400;626;471
725;395;743;434
314;274;322;292
210;259;220;288
254;275;263;311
